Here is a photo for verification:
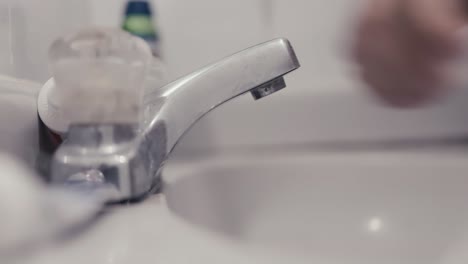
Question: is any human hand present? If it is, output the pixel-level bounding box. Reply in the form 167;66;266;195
353;0;467;107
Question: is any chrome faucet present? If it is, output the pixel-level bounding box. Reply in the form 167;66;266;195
49;31;300;202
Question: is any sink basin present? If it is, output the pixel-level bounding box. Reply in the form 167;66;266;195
163;149;468;264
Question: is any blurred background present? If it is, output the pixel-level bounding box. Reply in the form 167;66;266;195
2;0;468;156
4;3;468;262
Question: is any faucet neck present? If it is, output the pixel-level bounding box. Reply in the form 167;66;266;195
142;38;300;155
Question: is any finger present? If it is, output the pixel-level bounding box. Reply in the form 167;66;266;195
353;0;450;106
361;63;440;107
358;27;443;107
404;0;466;54
353;0;396;58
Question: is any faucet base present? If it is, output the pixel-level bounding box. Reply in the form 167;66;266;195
107;176;162;204
51;124;156;202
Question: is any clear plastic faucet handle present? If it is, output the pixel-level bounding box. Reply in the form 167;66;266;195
48;28;152;126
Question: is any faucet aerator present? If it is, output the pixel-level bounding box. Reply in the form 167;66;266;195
251;77;287;100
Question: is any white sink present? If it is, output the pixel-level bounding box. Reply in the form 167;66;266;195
164;149;468;264
2;76;468;263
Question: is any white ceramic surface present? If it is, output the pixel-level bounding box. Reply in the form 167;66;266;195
0;75;39;166
15;148;468;264
2;74;468;264
164;149;468;264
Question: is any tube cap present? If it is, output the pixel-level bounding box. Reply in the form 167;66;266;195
125;1;153;16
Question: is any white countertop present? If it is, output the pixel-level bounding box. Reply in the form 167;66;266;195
13;146;468;264
21;193;294;264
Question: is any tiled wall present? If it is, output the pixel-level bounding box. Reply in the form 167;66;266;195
92;0;364;94
49;0;468;152
2;0;468;154
0;0;91;81
2;0;365;92
88;0;383;152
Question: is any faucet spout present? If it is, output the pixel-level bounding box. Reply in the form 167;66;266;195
143;38;300;154
51;37;300;202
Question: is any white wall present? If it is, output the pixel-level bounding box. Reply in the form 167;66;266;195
91;0;272;80
90;0;364;94
272;0;365;95
2;0;468;154
79;0;468;152
0;0;91;81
